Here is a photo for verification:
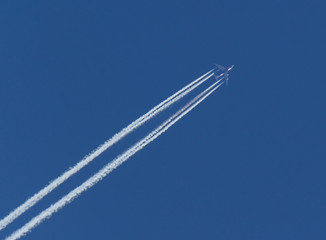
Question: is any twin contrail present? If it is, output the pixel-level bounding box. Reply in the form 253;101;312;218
6;77;224;240
0;69;220;231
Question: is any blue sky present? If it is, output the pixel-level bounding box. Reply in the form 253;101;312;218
1;0;325;239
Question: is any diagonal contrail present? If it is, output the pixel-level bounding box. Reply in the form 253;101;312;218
0;69;218;231
6;79;224;240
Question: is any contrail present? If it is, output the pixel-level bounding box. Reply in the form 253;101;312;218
0;69;218;231
6;79;224;240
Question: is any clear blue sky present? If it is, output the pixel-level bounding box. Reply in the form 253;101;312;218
1;1;325;239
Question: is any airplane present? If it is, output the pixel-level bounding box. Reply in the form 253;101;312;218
214;64;234;85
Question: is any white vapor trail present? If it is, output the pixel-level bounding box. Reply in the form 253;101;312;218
0;69;218;231
6;79;224;240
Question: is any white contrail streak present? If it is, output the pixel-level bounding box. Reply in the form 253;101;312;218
6;79;224;240
0;69;218;231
